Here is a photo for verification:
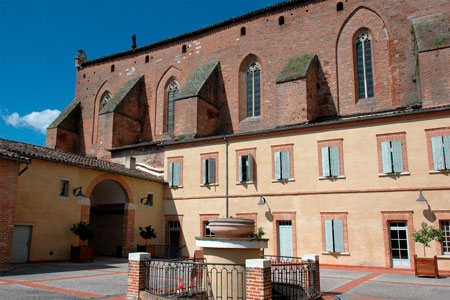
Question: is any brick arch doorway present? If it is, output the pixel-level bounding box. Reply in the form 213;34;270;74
87;177;135;258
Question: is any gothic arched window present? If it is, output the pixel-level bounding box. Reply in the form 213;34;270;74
101;92;112;109
247;61;261;117
167;80;179;132
355;32;374;99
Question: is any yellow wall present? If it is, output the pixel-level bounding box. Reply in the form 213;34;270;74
15;159;164;262
163;114;450;269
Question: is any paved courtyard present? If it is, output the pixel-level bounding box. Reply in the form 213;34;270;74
1;259;450;299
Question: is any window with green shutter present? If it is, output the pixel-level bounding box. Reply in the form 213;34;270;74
324;219;345;253
238;154;253;182
274;151;290;180
202;158;216;184
381;140;404;173
169;162;181;187
431;135;450;171
321;146;340;177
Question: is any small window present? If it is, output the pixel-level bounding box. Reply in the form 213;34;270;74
381;140;404;173
247;61;261;117
241;27;246;36
169;221;180;230
321;146;341;177
324;219;345;253
202;158;216;184
441;220;450;255
111;64;115;72
204;221;215;237
278;16;285;25
101;92;112;108
274;151;290;180
337;2;344;11
238;154;254;182
182;45;187;53
431;135;450;171
145;55;149;63
169;162;181;187
59;180;69;197
142;194;153;207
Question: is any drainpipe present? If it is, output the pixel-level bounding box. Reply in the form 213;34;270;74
224;136;229;218
19;161;31;176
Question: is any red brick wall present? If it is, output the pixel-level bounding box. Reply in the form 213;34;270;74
246;266;272;300
51;0;449;158
0;159;20;268
420;48;450;107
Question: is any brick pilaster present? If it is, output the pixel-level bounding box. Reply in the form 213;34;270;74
245;259;272;300
302;254;321;295
127;252;150;300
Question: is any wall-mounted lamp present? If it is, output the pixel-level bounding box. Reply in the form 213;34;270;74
73;186;85;198
416;190;427;202
141;194;153;206
257;196;267;206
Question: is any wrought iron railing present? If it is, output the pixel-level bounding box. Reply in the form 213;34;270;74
265;255;320;300
145;259;246;299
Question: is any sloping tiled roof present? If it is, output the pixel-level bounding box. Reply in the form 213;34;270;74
48;100;80;129
81;0;316;66
100;75;143;115
176;61;219;100
0;148;29;163
276;54;317;83
0;138;164;183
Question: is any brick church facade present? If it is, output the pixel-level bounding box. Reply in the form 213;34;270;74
43;0;450;270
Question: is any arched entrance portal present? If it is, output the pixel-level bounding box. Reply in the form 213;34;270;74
90;180;128;257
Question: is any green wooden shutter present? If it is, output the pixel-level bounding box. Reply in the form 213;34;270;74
238;155;243;182
169;162;174;186
431;136;445;170
274;151;281;180
281;151;290;179
333;220;345;253
381;141;392;173
321;147;330;177
391;140;404;173
173;162;181;186
324;220;334;252
247;154;253;181
202;159;208;184
443;136;450;170
330;146;340;177
208;158;216;184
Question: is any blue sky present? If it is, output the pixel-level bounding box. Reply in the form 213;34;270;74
0;0;285;146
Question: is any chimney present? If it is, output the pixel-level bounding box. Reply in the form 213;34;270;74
124;156;136;170
131;34;136;50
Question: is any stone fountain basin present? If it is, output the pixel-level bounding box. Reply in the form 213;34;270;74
208;218;254;237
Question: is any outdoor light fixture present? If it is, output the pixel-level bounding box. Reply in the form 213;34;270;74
416;190;427;202
257;196;267;206
73;186;85;198
141;194;153;206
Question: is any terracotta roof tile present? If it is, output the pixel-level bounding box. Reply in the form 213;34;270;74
0;138;164;183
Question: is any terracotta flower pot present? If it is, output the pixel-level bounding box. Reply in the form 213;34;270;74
208;218;254;237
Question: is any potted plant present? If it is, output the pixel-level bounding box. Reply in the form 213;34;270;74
412;221;443;277
70;221;95;263
137;225;157;255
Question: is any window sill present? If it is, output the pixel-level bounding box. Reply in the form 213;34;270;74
200;183;219;187
378;172;410;177
272;178;295;183
322;251;350;256
57;196;70;200
429;170;450;174
437;255;450;260
236;181;255;185
319;175;346;180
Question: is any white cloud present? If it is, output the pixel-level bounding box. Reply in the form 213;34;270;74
2;109;61;134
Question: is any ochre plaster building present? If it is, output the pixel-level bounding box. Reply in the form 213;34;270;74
6;0;450;270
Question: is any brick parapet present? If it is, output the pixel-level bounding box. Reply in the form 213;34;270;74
127;252;151;299
245;259;272;300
